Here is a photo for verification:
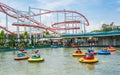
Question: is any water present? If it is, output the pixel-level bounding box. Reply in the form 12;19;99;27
0;48;120;75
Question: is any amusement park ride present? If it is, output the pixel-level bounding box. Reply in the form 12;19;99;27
0;2;89;39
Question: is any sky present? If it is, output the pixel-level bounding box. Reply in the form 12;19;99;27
0;0;120;32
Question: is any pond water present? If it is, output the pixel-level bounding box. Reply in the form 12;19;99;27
0;48;120;75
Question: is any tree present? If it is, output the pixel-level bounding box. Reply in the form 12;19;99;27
110;22;114;27
0;30;5;46
23;31;28;45
23;31;28;37
91;22;120;32
45;30;49;35
91;30;101;32
101;23;113;31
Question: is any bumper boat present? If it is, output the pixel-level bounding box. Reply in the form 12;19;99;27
79;52;98;63
28;56;44;62
79;57;98;63
14;56;29;60
97;50;111;55
72;53;85;57
72;50;85;57
14;53;29;60
108;47;116;52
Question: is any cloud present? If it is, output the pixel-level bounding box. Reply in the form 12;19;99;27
37;0;76;10
86;20;102;32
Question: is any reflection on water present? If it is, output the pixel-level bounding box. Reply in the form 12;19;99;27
0;48;120;75
86;63;95;70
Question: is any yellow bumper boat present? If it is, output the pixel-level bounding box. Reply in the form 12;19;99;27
72;53;85;57
79;57;98;63
108;48;116;52
28;56;44;62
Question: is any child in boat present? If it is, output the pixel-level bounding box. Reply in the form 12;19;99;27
103;48;109;52
17;51;25;57
19;47;25;52
76;47;82;53
84;49;94;59
32;50;41;58
109;45;113;48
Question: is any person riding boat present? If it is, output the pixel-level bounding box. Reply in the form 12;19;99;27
84;49;94;59
32;50;41;58
19;47;25;52
17;51;25;57
76;47;82;53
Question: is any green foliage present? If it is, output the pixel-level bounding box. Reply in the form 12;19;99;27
92;22;120;32
0;30;5;45
23;31;28;37
91;30;102;32
101;23;113;31
0;30;5;38
45;31;49;35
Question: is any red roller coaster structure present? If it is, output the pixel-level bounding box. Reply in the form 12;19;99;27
0;2;89;37
0;25;15;35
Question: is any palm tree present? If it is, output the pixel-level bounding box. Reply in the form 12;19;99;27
23;31;28;37
0;30;5;46
44;30;50;38
45;30;50;35
23;31;28;42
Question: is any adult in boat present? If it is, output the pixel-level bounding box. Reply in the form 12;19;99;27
32;50;41;58
79;49;98;63
28;50;44;62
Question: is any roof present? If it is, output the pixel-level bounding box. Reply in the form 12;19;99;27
62;30;120;38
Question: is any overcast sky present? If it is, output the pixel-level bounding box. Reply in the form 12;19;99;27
0;0;120;32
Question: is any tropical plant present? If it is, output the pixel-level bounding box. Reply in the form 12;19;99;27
0;30;5;46
91;30;101;32
23;31;28;37
45;30;49;35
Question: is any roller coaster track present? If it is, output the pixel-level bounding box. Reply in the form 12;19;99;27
0;25;44;36
0;25;16;35
0;2;44;26
50;20;80;30
0;2;57;34
25;10;89;26
23;10;89;31
0;2;89;35
12;21;80;30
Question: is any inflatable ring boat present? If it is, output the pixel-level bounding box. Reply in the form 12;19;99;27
28;56;44;62
14;56;29;60
79;57;98;63
97;50;111;55
108;48;116;52
72;53;85;57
